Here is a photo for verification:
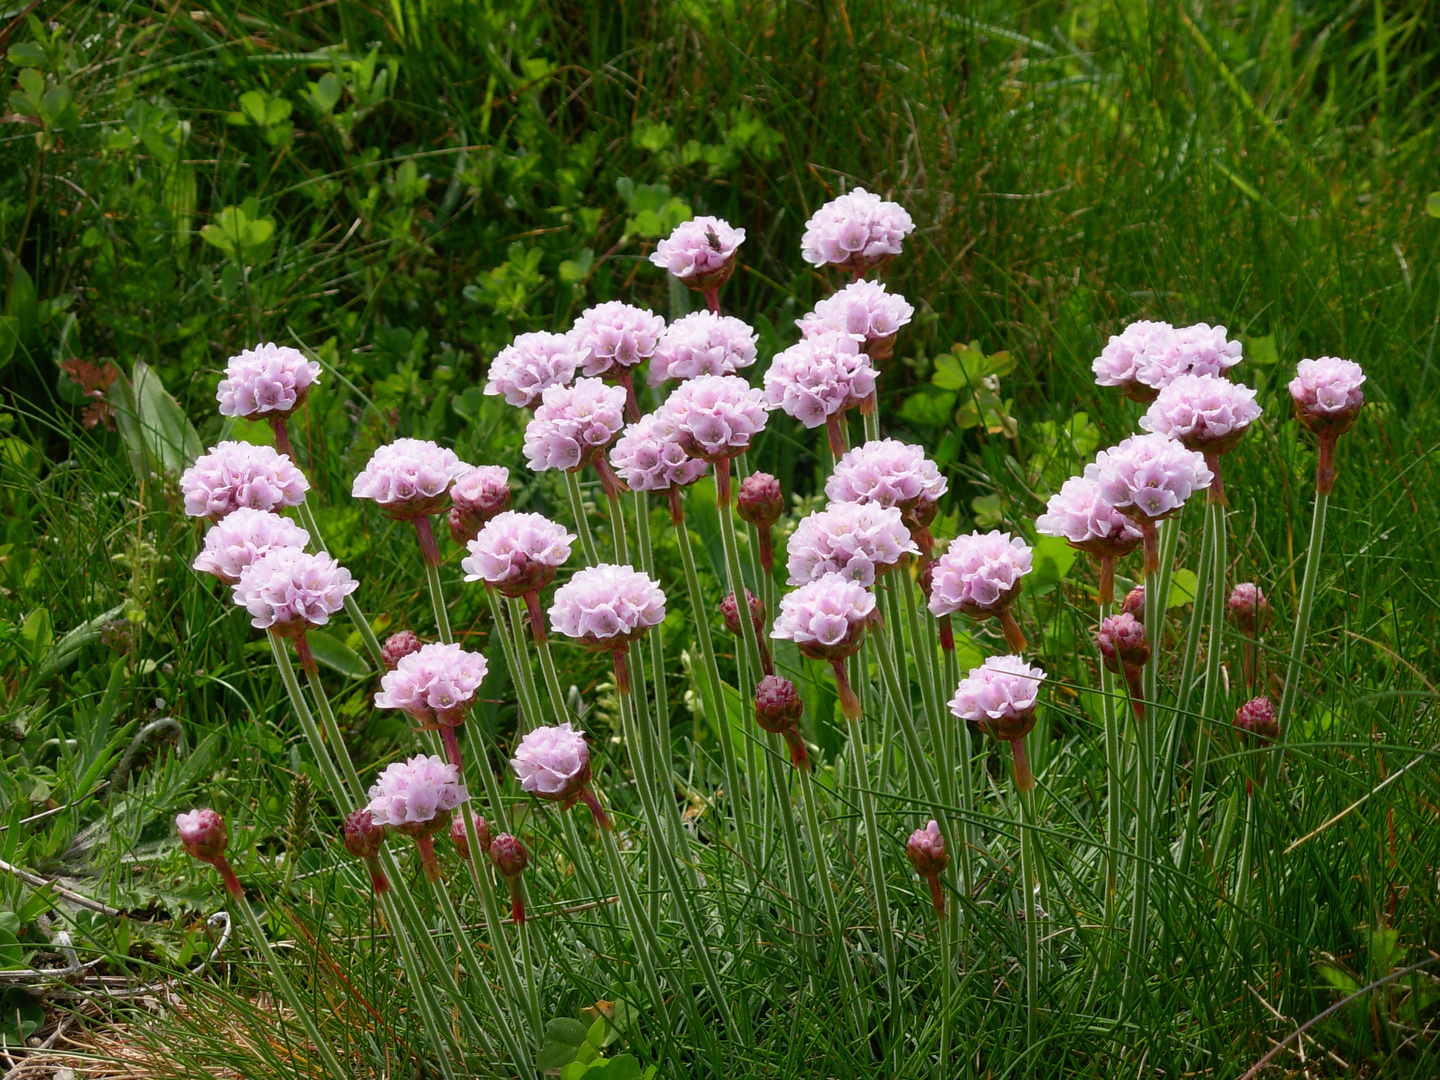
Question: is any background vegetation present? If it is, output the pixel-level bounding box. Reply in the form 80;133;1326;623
1;0;1438;1075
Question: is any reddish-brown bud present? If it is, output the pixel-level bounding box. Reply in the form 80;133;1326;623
488;833;529;881
1233;696;1280;745
1097;613;1150;673
381;630;424;670
1227;583;1271;637
736;472;784;529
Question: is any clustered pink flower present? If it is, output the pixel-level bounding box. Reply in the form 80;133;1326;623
1091;320;1176;401
609;413;709;492
352;439;468;520
181;441;310;521
907;820;950;914
798;280;914;357
366;754;468;832
825;438;946;513
948;654;1046;742
1289;357;1366;433
462;511;575;596
570;302;666;379
1234;696;1280;744
216;343;322;420
1091;433;1214;522
771;572;878;661
786;502;919;587
800;187;915;271
1139;373;1262;455
648;312;758;386
1097;612;1150;673
649;216;746;289
232;547;357;635
927;531;1033;617
1228;582;1271;636
510;722;593;807
524;378;629;472
549;563;666;648
192;507;309;584
484;332;582;409
1035;476;1143;558
381;630;424;670
448;465;512;544
763;332;877;428
177;808;242;896
374;642;489;725
656;374;768;463
1154;323;1244;383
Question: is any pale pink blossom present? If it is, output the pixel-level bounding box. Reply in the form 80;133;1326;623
484;332;582;409
462;511;575;596
656;374;768;462
1090;433;1213;522
1289;357;1366;429
1153;323;1244;383
176;808;228;861
948;654;1046;740
523;378;628;472
448;465;512;543
771;572;878;661
1091;320;1175;401
549;563;666;647
216;343;321;419
609;413;709;492
1034;475;1142;557
786;502;919;586
1140;373;1262;454
763;332;876;428
366;754;468;831
649;216;745;288
798;280;914;353
510;722;591;803
374;642;489;724
180;441;310;522
800;188;915;270
192;507;309;584
825;439;946;512
648;312;758;387
570;302;666;379
352;439;468;520
928;531;1033;617
232;547;358;634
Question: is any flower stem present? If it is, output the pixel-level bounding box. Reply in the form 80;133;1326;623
843;704;901;1023
424;559;453;645
564;470;600;565
1016;785;1040;1052
1275;488;1330;777
593;811;673;1032
1097;596;1123;966
291;497;385;666
1179;498;1227;875
1124;563;1162;1007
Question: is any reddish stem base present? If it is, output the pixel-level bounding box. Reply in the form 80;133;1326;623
927;874;946;917
831;659;862;721
270;416;295;460
208;855;245;898
1009;737;1036;793
364;855;390;895
414;516;442;568
579;786;613;831
415;835;441;883
293;631;319;677
999;607;1028;654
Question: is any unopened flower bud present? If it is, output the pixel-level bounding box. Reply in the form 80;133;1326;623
736;472;784;529
1121;586;1145;622
1097;613;1150;673
1227;583;1271;637
488;833;529;881
754;675;808;770
343;809;387;859
381;630;424;670
1233;696;1280;745
450;811;490;861
906;819;949;915
176;808;228;862
721;589;765;639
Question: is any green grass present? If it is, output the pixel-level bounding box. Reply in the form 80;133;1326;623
2;0;1439;1076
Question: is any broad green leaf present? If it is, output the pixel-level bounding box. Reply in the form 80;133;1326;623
1028;535;1078;597
536;1016;591;1069
1427;192;1440;218
6;262;38;337
108;360;204;480
310;73;342;114
306;629;370;679
18;68;43;102
0;988;44;1041
1246;334;1279;366
7;42;45;66
19;607;52;666
1167;568;1198;608
1318;964;1359;993
0;315;18;369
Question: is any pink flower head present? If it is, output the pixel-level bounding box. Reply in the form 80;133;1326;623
343;808;387;859
1034;475;1143;559
800;187;915;271
1289;357;1366;435
352;439;469;521
648;312;758;387
1091;433;1213;522
570;302;666;379
192;507;309;585
510;722;592;806
216;342;322;420
366;754;468;836
374;642;489;726
448;465;512;544
1234;696;1280;744
381;630;424;670
771;572;878;661
1097;612;1150;673
763;332;877;428
609;413;709;492
524;377;629;472
786;501;919;587
1228;582;1271;636
180;441;310;522
462;511;576;597
656;374;769;462
484;332;582;409
825;439;946;514
737;472;785;528
1140;373;1262;455
176;808;228;861
906;819;949;879
927;531;1033;618
649;216;746;289
948;654;1046;742
1153;323;1244;384
798;280;914;358
1091;320;1176;402
232;547;358;636
549;563;666;649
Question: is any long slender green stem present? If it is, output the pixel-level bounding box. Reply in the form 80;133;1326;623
1275;489;1330;777
1179;498;1227;874
1098;595;1123;966
870;624;947;820
424;559;453;644
293;498;385;666
1015;785;1039;1053
632;493;681;844
937;904;953;1080
565;470;600;565
604;489;629;564
846;713;901;1020
1228;792;1257;961
1124;562;1162;1006
231;893;353;1080
594;814;673;1031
